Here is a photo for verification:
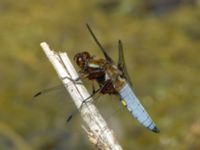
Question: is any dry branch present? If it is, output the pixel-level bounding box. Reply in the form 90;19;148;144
40;42;123;150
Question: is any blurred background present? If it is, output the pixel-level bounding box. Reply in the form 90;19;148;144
0;0;200;149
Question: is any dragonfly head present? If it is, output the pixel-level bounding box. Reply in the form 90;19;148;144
74;51;91;68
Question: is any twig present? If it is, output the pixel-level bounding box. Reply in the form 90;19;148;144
40;42;123;150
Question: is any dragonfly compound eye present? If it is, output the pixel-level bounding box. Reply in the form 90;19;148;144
74;52;91;68
82;52;91;59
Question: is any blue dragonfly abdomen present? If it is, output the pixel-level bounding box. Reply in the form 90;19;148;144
119;83;159;133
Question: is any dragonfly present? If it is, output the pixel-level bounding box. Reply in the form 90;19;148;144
34;24;159;133
72;24;160;133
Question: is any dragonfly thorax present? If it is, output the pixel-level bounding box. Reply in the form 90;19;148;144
104;63;126;91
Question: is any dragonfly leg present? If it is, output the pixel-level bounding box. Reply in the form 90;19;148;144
66;81;113;123
32;78;83;99
62;71;90;84
61;76;80;83
92;80;96;94
78;80;115;112
66;87;101;123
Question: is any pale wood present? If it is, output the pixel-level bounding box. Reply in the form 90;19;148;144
40;42;123;150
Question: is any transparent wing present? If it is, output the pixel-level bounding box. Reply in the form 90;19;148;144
32;84;64;99
86;24;114;64
117;40;133;87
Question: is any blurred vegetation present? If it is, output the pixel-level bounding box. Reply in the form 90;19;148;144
0;0;200;149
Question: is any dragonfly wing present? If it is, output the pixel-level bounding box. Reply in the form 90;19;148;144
120;83;159;133
86;24;114;64
117;40;133;87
